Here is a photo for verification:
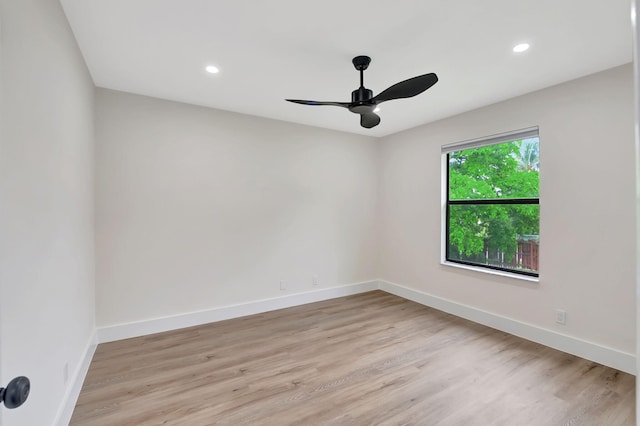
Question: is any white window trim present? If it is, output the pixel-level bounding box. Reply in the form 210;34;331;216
441;126;539;154
440;260;540;282
441;126;540;281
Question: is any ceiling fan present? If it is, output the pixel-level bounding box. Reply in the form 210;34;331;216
286;56;438;129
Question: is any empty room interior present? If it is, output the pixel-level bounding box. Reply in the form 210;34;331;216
1;0;639;425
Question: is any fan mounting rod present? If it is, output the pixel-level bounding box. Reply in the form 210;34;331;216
352;55;370;88
351;56;373;104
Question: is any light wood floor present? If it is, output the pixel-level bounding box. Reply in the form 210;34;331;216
71;291;635;425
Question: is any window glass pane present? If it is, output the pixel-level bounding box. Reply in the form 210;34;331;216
448;138;539;200
448;204;539;274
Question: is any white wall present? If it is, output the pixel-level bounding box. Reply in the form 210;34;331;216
378;64;635;355
0;10;4;426
0;0;95;425
632;0;640;417
95;89;378;327
0;2;634;423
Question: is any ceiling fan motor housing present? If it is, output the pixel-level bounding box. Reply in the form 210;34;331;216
351;87;373;103
349;87;375;114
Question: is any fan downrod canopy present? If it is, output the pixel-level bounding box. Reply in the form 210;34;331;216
352;55;371;71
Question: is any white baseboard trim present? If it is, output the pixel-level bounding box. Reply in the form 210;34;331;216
93;278;634;375
54;279;634;425
379;280;636;375
53;330;98;426
97;280;379;343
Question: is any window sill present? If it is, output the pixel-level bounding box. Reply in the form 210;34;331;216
441;261;539;283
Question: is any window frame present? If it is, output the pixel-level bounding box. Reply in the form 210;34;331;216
442;127;540;278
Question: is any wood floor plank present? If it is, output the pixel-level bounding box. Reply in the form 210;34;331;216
71;291;635;425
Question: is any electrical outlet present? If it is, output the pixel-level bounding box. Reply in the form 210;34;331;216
63;362;69;385
555;309;566;325
280;280;287;291
312;275;319;286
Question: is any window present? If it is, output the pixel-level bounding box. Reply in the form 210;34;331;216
443;128;539;277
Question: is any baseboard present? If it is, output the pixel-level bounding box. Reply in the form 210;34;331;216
53;330;98;426
378;280;636;375
97;280;380;343
94;278;635;375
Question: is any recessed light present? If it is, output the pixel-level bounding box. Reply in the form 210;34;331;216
513;43;530;53
374;107;380;113
205;65;220;74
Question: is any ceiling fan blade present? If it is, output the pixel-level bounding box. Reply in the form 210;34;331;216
286;99;351;108
360;112;381;129
372;73;438;104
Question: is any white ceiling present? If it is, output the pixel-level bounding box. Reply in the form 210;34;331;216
60;0;632;137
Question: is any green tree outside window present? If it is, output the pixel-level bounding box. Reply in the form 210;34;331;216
447;138;539;275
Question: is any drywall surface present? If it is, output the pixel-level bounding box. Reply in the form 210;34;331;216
633;0;640;400
0;0;96;425
378;64;635;354
0;11;4;426
95;89;378;327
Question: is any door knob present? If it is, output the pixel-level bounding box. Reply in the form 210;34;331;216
0;376;30;409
